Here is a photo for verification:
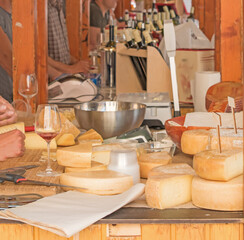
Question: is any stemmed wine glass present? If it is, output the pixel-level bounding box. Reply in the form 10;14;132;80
35;104;61;177
18;73;38;116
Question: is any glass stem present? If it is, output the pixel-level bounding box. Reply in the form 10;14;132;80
26;97;31;116
46;141;52;173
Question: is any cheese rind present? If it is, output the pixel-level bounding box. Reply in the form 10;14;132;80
192;175;243;211
57;143;92;167
60;170;133;195
78;129;103;142
193;149;243;181
57;133;76;146
145;174;193;209
25;132;57;149
65;161;107;173
181;129;210;155
138;151;172;178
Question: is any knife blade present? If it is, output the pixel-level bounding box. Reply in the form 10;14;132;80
0;165;39;173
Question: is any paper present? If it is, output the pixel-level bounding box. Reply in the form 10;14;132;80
0;184;145;238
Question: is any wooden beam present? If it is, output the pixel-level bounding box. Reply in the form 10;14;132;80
81;0;90;59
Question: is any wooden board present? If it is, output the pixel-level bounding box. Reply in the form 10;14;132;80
0;150;64;197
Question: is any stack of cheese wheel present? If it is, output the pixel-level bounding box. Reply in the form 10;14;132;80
192;149;243;211
145;163;196;209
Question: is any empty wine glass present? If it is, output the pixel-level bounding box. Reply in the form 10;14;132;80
35;104;61;177
18;73;38;115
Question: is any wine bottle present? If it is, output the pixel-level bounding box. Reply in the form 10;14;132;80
152;9;159;31
170;9;180;25
133;29;146;49
124;28;135;48
187;6;195;22
157;18;164;36
136;12;143;29
161;11;166;23
143;9;147;23
163;6;170;20
124;9;130;25
106;20;116;48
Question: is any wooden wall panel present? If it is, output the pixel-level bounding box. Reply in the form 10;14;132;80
0;224;33;240
114;0;131;20
81;0;90;59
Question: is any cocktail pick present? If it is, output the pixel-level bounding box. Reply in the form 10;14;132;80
228;96;237;134
212;112;222;153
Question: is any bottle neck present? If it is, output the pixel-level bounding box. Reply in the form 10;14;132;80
109;25;114;42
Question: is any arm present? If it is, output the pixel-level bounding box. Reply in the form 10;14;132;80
0;96;17;126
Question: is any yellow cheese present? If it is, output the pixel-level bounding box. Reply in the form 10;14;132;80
57;142;92;167
210;128;243;150
78;129;103;142
138;151;172;178
57;133;76;146
25;132;57;149
0;122;25;134
65;161;107;173
193;149;243;181
78;139;103;146
145;174;193;209
148;163;196;178
192;175;243;211
181;129;210;155
60;170;133;195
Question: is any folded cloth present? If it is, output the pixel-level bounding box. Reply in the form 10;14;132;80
0;183;145;238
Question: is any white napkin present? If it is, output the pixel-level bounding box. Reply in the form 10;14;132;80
0;183;145;238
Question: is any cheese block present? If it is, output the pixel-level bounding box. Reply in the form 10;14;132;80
57;133;76;146
138;151;172;178
78;139;103;146
57;142;92;167
65;161;107;173
60;170;133;195
0;122;25;134
193;149;243;181
181;129;210;155
192;175;243;211
25;132;57;149
210;128;243;150
78;129;103;142
145;174;193;209
148;163;196;178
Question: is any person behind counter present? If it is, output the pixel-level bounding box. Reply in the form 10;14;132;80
0;96;25;161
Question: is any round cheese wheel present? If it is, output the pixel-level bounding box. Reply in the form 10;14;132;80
65;161;107;173
192;175;243;211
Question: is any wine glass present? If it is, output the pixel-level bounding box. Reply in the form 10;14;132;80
35;104;61;177
18;73;38;115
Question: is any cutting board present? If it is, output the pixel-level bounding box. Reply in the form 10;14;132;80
0;150;64;197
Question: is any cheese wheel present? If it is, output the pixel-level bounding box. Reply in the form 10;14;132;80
78;129;103;142
57;133;75;146
145;174;193;209
60;170;133;195
57;142;92;167
0;122;25;134
192;175;243;211
193;149;243;181
148;163;196;178
65;161;107;173
210;128;243;150
25;132;57;149
138;151;172;179
181;129;210;155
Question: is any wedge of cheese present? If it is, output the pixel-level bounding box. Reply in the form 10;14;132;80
209;128;243;150
145;173;193;209
65;161;107;173
78;129;103;142
138;151;172;178
78;139;103;146
60;170;133;195
0;122;25;134
181;129;210;155
192;175;243;211
193;149;243;181
57;142;92;167
25;132;57;149
57;133;76;146
148;163;196;178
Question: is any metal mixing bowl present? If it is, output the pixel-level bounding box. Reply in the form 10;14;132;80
74;101;146;139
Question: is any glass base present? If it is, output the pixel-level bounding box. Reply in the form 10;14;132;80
36;170;61;177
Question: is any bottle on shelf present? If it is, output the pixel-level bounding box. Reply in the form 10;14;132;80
124;28;135;48
106;18;116;48
152;9;159;31
124;9;130;25
161;11;166;23
157;18;164;36
187;6;195;22
132;29;146;49
163;6;170;20
136;11;143;30
143;9;147;23
170;9;180;25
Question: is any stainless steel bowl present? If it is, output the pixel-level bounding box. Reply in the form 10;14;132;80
74;101;146;139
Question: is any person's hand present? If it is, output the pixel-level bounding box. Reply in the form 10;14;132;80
0;129;26;161
0;96;17;127
68;59;90;74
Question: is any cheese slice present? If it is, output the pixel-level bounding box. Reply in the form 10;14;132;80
181;129;210;155
210;128;243;150
138;151;172;179
192;175;243;211
0;122;25;134
25;132;57;149
60;170;133;195
57;133;76;146
65;161;107;173
78;129;103;142
145;173;193;209
193;149;243;181
57;142;92;167
148;163;196;178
